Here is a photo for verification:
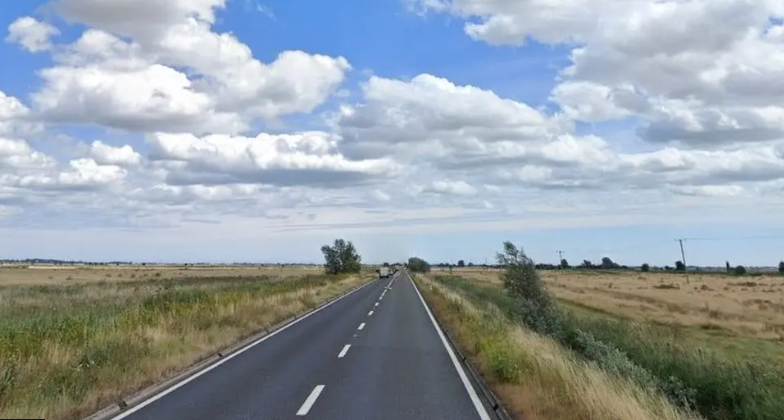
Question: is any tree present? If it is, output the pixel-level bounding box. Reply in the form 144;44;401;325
734;265;747;276
496;241;559;336
778;261;784;274
320;239;362;275
600;257;619;269
641;263;650;272
726;261;731;273
675;260;686;272
457;259;465;267
581;259;593;269
407;257;431;273
560;259;569;269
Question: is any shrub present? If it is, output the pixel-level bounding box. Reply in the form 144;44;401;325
733;265;747;276
641;263;650;272
778;261;784;274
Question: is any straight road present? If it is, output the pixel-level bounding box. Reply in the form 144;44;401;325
106;270;495;420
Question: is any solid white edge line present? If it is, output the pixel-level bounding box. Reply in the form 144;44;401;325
105;279;379;420
296;384;325;416
408;272;492;420
338;344;351;358
358;322;366;330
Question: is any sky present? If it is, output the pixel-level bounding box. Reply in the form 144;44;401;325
1;0;784;267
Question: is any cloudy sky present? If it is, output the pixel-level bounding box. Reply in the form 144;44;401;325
1;0;784;266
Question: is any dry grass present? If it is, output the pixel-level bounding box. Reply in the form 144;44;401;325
0;268;371;420
415;274;701;420
0;264;327;286
438;267;784;344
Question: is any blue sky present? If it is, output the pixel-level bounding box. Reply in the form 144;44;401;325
1;0;784;267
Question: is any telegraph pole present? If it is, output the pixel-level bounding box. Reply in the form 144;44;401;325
675;239;689;284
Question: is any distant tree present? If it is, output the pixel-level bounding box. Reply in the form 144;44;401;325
457;259;465;267
468;262;475;267
675;261;686;272
641;263;650;272
726;261;731;273
407;257;431;273
560;259;569;269
320;239;362;275
600;257;620;270
383;262;390;267
664;265;672;271
581;259;593;269
734;265;747;276
778;261;784;274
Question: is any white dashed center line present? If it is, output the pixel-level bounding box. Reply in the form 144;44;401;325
338;344;351;358
368;310;373;316
296;385;325;416
374;302;379;307
358;322;366;330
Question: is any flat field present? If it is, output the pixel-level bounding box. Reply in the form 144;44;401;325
432;266;784;420
0;264;372;420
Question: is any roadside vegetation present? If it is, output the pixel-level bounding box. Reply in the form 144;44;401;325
415;273;701;420
421;242;784;420
0;240;371;420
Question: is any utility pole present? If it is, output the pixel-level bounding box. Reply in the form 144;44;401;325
557;250;564;271
675;239;689;284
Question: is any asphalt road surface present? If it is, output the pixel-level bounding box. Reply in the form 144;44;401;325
108;270;496;420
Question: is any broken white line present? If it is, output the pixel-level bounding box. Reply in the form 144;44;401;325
338;344;351;358
368;310;374;316
296;385;325;416
374;302;379;307
358;322;366;330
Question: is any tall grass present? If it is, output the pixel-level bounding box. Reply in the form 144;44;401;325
431;270;784;420
0;273;368;420
416;275;701;420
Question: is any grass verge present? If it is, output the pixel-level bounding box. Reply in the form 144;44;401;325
431;273;784;420
0;273;370;420
414;274;701;420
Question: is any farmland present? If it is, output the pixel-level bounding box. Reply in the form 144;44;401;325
0;264;373;420
426;266;784;420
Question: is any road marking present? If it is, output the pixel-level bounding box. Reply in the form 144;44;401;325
102;279;379;420
338;344;351;358
409;272;492;420
374;302;379;307
296;385;325;416
358;322;366;330
368;310;373;316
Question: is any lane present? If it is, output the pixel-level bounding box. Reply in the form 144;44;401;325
110;276;387;420
314;270;494;420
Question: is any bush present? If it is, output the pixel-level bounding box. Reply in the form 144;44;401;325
778;261;784;274
407;257;431;273
733;265;747;276
641;263;650;272
320;239;362;275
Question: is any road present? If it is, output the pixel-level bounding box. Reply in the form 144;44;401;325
107;270;496;420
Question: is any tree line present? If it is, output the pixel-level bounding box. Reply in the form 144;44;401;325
318;238;784;277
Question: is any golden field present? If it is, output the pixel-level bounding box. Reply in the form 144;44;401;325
436;267;784;341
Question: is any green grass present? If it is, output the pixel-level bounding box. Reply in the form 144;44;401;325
431;274;784;420
0;273;366;420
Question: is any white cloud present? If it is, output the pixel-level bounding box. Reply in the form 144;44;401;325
409;0;784;147
28;0;351;134
6;17;60;52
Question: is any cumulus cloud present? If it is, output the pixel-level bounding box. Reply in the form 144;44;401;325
6;17;60;52
147;131;401;188
409;0;784;147
26;0;351;134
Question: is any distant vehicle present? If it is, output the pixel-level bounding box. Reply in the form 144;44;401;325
377;266;392;278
